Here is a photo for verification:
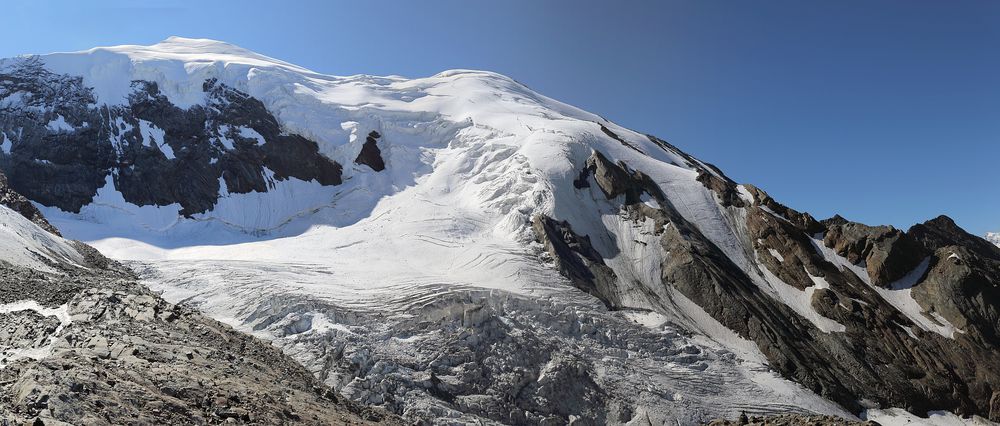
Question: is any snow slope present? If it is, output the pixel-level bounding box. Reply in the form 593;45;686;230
0;206;84;272
35;37;732;302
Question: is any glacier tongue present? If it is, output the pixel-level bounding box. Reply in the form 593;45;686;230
133;259;850;424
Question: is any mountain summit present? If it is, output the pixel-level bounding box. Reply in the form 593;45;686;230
0;39;997;424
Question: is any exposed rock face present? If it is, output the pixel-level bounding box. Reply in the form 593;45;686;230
646;134;747;208
574;150;660;203
821;219;929;287
742;185;823;234
706;413;877;426
354;131;385;172
539;149;1000;421
908;217;1000;347
532;215;621;308
0;57;342;216
598;123;642;153
913;217;1000;261
0;171;59;235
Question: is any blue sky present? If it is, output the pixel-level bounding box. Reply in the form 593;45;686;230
3;0;998;234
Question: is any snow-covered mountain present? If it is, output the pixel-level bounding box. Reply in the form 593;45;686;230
988;232;1000;247
1;37;997;424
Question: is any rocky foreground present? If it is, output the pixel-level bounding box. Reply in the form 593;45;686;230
0;180;397;425
706;413;876;425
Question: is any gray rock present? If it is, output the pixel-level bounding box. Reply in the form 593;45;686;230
546;148;1000;421
354;131;385;172
0;58;343;217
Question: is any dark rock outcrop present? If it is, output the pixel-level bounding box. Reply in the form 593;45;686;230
906;217;1000;348
646;134;747;208
532;215;621;308
354;131;385;171
742;185;823;234
575;150;658;203
822;219;929;287
910;215;1000;261
0;171;59;235
598;123;642;153
0;58;342;216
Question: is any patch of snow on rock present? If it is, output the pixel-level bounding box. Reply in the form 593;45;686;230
986;232;1000;247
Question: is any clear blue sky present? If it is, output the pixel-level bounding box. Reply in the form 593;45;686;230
3;0;998;234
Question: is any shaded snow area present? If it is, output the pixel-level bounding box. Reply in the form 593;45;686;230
1;132;11;153
45;115;74;132
31;37;862;423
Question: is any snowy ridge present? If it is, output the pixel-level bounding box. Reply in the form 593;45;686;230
987;232;1000;247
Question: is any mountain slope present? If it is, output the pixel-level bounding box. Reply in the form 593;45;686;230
0;37;997;424
988;232;1000;247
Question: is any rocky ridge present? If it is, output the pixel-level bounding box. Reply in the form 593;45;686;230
536;146;1000;421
